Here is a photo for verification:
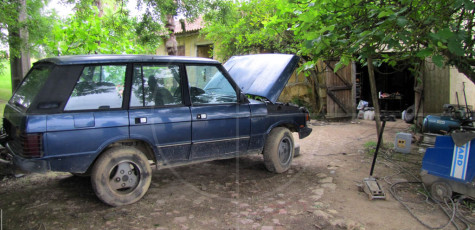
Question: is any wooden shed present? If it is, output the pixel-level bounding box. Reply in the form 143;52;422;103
279;61;357;119
280;60;416;119
279;58;474;121
416;60;475;123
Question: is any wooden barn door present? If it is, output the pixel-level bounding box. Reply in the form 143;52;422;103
324;61;356;118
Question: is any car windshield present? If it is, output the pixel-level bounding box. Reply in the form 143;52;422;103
10;65;52;110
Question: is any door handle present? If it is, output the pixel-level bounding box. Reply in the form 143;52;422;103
135;117;147;124
197;114;207;119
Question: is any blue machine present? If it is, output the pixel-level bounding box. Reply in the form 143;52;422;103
422;115;462;134
421;135;475;201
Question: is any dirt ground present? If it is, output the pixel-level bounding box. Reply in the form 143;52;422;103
0;119;474;230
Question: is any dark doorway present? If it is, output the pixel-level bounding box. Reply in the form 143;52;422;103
357;62;414;117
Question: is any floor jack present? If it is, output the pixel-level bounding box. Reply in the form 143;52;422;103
362;119;387;200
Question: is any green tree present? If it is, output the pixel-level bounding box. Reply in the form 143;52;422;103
272;0;475;134
44;0;161;55
0;0;55;90
202;0;327;115
204;0;475;136
274;0;474;83
138;0;227;55
44;0;220;56
203;0;297;61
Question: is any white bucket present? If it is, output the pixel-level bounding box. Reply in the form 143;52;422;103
368;110;375;120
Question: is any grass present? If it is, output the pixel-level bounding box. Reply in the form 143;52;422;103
462;200;475;213
0;60;12;98
364;141;378;156
0;60;13;125
363;140;395;157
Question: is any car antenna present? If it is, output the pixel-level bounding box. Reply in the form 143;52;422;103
456;92;461;110
463;82;471;117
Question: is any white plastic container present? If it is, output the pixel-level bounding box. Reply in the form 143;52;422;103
364;110;370;120
368;110;375;120
394;132;412;154
357;110;365;119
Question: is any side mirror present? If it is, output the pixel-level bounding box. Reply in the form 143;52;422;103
190;87;205;97
239;92;249;104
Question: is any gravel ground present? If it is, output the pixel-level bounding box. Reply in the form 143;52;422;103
0;119;473;230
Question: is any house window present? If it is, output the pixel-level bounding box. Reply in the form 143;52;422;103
197;44;213;58
177;45;185;56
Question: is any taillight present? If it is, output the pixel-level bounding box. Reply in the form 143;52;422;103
21;133;43;158
305;112;310;126
299;107;311;126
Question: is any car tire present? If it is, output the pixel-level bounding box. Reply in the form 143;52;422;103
404;105;415;123
91;147;152;206
263;127;294;173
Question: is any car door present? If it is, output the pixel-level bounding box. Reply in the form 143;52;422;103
45;64;130;172
185;64;251;159
128;64;192;163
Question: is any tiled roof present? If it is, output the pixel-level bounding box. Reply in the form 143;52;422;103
174;17;204;34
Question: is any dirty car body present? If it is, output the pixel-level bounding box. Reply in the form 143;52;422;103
1;54;312;206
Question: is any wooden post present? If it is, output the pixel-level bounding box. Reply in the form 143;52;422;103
367;57;383;142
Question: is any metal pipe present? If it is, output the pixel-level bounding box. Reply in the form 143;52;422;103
456;92;460;110
369;118;387;176
463;82;471;115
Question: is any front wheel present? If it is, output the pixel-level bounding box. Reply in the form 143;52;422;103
263;127;294;173
91;147;152;206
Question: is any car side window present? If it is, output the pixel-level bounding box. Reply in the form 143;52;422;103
64;65;126;111
130;64;182;107
186;65;237;104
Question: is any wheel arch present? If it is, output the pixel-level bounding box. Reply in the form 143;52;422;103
265;121;299;136
82;138;158;175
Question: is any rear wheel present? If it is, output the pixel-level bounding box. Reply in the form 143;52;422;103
91;147;152;206
263;127;294;173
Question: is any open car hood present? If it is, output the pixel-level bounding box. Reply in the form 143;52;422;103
224;54;300;103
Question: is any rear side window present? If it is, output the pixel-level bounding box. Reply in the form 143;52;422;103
10;65;51;110
64;65;126;111
130;64;182;107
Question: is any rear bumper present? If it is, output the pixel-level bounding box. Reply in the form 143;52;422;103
6;143;50;173
298;127;312;139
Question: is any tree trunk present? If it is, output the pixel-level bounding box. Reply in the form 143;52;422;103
165;15;177;56
367;57;382;142
9;0;30;92
94;0;103;17
413;65;424;131
93;0;103;54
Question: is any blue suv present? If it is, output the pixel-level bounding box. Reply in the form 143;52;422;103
1;54;312;206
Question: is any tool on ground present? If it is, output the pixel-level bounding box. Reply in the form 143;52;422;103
362;118;387;200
